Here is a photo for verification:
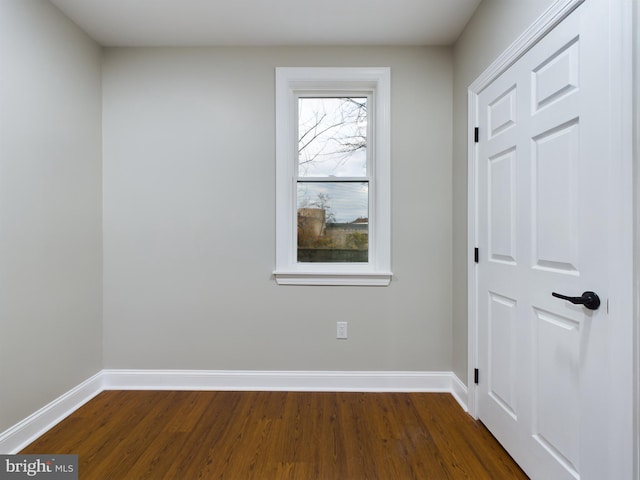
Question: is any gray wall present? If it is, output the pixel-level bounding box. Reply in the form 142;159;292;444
451;0;558;384
0;0;103;432
102;47;453;371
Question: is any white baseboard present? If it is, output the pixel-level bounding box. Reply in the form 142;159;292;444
102;369;461;393
1;369;468;454
0;372;103;454
450;373;469;411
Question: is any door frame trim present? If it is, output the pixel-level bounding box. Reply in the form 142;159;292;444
466;0;636;476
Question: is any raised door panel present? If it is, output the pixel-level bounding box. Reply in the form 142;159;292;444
489;148;517;265
532;308;581;479
488;293;519;420
531;120;580;274
488;85;517;139
532;37;579;112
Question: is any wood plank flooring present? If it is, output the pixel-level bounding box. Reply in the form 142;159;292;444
21;391;528;479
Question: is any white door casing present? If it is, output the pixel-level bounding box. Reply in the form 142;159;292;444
468;0;635;479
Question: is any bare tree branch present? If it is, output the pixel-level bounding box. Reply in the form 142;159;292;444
297;98;367;173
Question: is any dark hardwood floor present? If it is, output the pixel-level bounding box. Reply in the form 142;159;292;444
21;391;528;479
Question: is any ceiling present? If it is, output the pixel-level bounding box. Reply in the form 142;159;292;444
48;0;482;47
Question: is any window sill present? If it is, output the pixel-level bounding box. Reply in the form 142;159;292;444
273;271;392;286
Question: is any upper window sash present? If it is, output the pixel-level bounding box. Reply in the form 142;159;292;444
295;92;372;179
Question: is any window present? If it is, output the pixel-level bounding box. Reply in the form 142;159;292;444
274;67;391;286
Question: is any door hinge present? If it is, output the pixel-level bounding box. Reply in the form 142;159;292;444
474;368;479;385
474;248;479;263
474;127;479;143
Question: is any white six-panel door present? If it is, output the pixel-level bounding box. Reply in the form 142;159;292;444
474;1;632;479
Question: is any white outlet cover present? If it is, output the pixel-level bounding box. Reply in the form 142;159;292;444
336;322;348;339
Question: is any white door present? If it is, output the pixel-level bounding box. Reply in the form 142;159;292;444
475;1;631;479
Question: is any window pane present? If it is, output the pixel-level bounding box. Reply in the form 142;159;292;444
298;97;367;177
297;182;368;263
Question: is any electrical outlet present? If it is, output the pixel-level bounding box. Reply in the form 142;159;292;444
336;321;348;339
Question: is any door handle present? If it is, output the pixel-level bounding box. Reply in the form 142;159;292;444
551;291;601;310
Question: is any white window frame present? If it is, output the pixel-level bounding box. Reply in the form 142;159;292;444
274;67;392;286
